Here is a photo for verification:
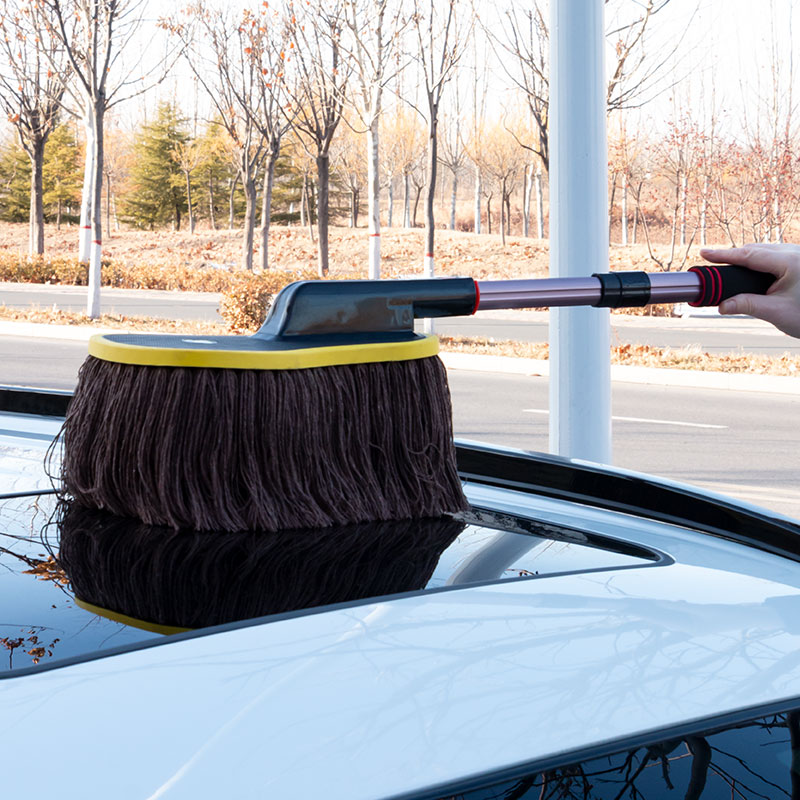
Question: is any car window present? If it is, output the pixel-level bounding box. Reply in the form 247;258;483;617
431;708;800;799
0;493;662;676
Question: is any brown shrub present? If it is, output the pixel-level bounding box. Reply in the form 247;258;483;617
218;269;317;333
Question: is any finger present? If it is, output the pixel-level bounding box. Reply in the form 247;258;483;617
700;245;793;277
719;292;789;324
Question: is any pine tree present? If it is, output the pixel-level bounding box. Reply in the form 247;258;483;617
0;136;32;223
43;123;82;228
121;103;190;230
193;120;240;230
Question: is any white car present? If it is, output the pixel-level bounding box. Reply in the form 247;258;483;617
2;386;800;799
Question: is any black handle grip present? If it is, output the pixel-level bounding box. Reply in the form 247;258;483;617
688;265;776;307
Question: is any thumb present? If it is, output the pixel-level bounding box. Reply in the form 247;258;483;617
718;293;772;319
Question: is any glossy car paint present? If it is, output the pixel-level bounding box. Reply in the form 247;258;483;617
3;480;800;799
4;399;800;799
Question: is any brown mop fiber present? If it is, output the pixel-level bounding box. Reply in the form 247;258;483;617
55;352;467;532
54;502;466;630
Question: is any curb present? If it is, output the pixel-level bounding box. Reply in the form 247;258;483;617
3;320;800;396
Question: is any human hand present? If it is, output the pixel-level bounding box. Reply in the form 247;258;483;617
699;243;800;338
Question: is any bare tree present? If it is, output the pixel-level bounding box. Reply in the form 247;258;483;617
173;140;201;235
244;4;293;271
168;3;276;271
489;0;690;178
343;0;406;278
439;110;467;231
283;0;350;277
33;0;177;317
0;1;69;255
408;0;471;277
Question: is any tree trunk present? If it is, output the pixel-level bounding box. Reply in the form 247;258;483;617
522;163;532;238
87;104;105;319
486;196;492;235
300;173;307;228
349;186;356;228
56;198;62;230
316;152;330;276
367;118;380;279
185;171;195;234
79;114;95;263
535;168;544;238
474;164;481;234
208;175;216;230
305;176;315;243
228;174;239;230
423;115;438;277
28;138;45;256
700;174;708;246
387;177;394;228
608;172;617;241
412;185;422;228
260;147;278;271
500;180;506;246
241;169;256;271
679;171;688;247
621;172;628;246
403;171;411;228
105;172;111;238
449;171;457;230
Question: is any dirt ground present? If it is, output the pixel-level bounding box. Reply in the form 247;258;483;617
0;221;703;280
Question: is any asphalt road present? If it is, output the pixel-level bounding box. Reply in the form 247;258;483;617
3;282;800;355
3;334;800;519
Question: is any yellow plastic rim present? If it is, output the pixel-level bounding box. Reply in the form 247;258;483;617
75;597;192;636
88;333;439;369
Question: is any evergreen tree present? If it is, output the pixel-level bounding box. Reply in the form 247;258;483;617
121;103;190;230
0;136;32;223
193;120;240;230
268;152;303;224
43;123;82;228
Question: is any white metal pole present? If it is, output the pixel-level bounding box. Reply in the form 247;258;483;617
548;0;611;464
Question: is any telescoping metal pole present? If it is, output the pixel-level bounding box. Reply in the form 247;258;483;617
549;0;611;464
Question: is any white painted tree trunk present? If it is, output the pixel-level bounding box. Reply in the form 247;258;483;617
474;165;481;234
535;168;544;238
403;172;411;228
79;115;95;264
621;172;628;245
449;172;457;230
522;163;533;237
367;118;381;279
87;107;104;319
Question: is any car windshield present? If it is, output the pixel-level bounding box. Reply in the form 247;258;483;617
0;492;660;676
433;705;800;800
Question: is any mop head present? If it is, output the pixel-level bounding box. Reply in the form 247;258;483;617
54;502;466;631
55;279;476;531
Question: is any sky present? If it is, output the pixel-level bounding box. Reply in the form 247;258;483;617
125;0;799;144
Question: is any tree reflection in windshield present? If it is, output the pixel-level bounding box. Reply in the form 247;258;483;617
442;711;800;800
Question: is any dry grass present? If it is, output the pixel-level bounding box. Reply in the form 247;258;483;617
439;336;800;376
0;220;699;280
